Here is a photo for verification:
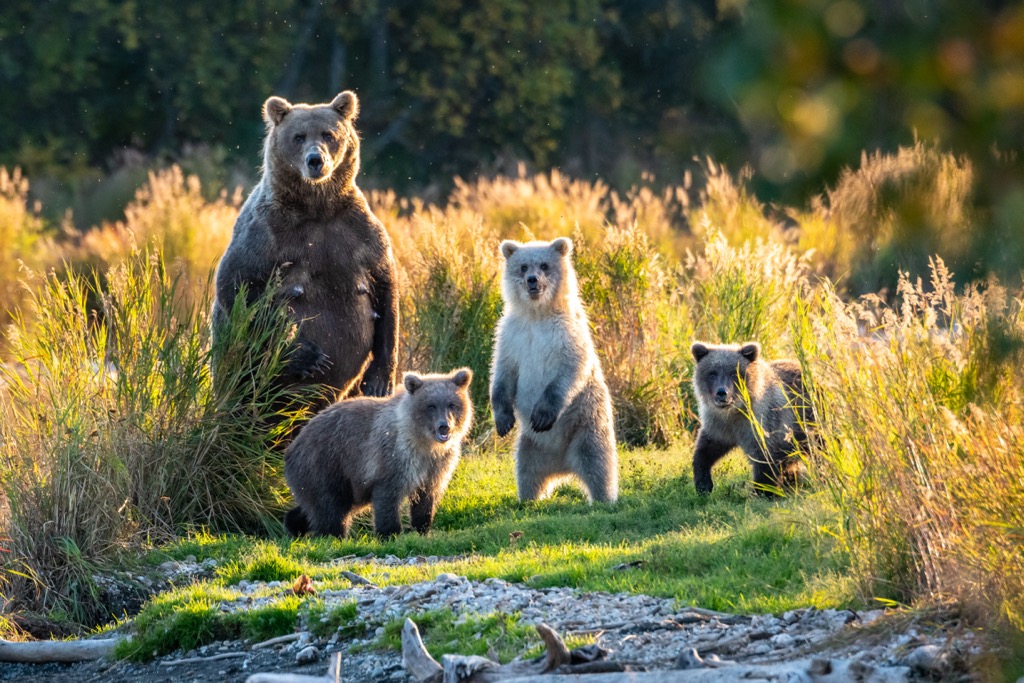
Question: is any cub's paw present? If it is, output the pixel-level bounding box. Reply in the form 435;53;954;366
286;340;332;380
529;402;558;432
494;410;516;437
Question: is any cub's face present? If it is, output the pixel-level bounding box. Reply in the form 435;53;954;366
691;342;761;412
263;91;359;184
499;238;572;309
403;369;474;445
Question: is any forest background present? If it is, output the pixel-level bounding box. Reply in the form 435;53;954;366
2;0;1023;288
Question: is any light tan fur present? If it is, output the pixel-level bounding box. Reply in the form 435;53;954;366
284;368;473;537
490;237;618;503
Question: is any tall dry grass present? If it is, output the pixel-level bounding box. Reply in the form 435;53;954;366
795;259;1024;630
0;253;304;624
0;168;47;331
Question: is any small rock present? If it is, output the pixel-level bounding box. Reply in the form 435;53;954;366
296;645;319;665
436;572;459;583
159;560;184;573
769;633;795;648
902;644;944;673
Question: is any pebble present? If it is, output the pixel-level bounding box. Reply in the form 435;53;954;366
295;645;319;665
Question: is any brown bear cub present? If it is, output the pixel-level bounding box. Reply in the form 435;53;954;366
283;368;473;538
690;342;809;495
491;238;618;503
213;91;399;408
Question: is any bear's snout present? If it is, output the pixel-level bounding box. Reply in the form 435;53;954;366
435;422;451;443
305;152;325;177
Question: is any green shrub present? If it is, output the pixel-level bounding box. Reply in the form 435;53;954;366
0;252;304;625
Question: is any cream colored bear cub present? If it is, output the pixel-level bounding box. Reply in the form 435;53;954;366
490;237;618;503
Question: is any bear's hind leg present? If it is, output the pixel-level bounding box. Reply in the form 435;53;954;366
284;506;310;537
306;479;356;537
750;451;785;497
516;433;561;502
567;426;618;503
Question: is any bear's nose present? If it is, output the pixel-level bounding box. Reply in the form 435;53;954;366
306;153;323;172
715;388;728;399
526;275;538;286
438;423;450;437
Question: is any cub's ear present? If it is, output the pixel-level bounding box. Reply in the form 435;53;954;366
404;372;424;394
331;91;359;121
499;240;521;260
550;237;573;256
739;343;761;362
263;96;293;126
691;342;710;363
451;368;473;388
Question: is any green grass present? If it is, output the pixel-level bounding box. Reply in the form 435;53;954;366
118;445;852;661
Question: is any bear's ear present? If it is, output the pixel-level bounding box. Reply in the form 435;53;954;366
550;237;573;256
404;372;424;394
263;96;293;126
451;368;473;388
499;240;521;260
739;343;761;362
331;91;359;121
691;342;710;363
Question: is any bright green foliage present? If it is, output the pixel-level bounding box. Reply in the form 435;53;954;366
307;600;359;639
0;252;306;624
378;609;537;664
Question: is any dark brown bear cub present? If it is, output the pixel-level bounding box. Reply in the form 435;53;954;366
213;91;399;408
284;368;473;538
690;342;809;495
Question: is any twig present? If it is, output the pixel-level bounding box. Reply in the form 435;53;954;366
341;570;377;587
159;651;247;666
251;633;303;649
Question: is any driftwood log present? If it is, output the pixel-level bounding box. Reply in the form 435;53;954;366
401;618;912;683
0;637;120;663
245;652;342;683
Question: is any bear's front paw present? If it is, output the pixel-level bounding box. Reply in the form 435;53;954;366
529;402;558;432
361;371;391;397
286;340;332;380
494;410;516;437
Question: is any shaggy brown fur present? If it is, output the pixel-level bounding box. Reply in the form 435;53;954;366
283;368;473;538
212;91;399;409
690;342;809;495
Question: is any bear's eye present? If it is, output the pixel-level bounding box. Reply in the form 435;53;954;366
427;404;436;411
293;133;306;143
448;403;456;412
540;263;549;272
322;131;335;142
520;264;528;273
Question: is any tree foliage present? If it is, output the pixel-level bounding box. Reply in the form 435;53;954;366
1;0;1022;208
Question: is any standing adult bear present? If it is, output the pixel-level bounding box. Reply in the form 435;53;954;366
213;91;399;408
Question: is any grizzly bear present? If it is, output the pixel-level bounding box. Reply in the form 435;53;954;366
212;91;398;409
490;238;618;503
283;368;473;538
690;342;809;495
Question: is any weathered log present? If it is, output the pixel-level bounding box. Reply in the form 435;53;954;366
246;652;342;683
0;637;119;663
